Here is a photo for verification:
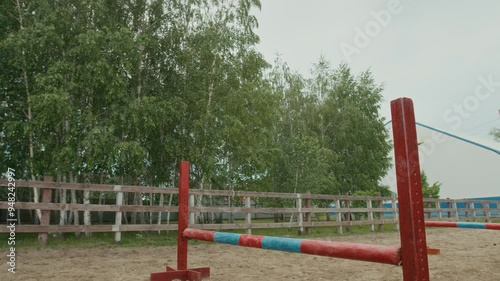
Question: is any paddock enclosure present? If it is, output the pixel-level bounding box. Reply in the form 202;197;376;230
148;98;499;281
3;98;499;281
8;228;499;281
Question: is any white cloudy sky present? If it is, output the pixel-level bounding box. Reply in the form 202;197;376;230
253;0;500;198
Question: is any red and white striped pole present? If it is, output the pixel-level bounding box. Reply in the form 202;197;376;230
426;221;500;230
183;228;402;265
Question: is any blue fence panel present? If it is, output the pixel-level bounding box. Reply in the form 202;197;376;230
326;197;499;218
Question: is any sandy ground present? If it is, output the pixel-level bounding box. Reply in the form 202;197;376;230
3;228;499;281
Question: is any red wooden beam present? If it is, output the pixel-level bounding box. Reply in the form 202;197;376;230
391;98;430;281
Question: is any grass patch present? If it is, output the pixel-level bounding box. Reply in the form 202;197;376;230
0;231;180;249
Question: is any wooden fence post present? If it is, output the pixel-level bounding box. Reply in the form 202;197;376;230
497;201;500;218
305;191;311;235
367;200;374;232
297;194;304;236
38;176;53;245
392;198;399;231
484;202;491;223
453;200;459;221
465;201;469;221
437;201;442;220
471;201;476;222
446;198;451;220
426;202;432;219
188;194;195;225
245;196;252;234
114;186;123;243
345;193;351;232
335;199;343;234
378;197;383;232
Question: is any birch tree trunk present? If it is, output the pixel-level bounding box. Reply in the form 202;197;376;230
228;181;234;224
195;174;205;224
149;193;153;225
166;193;173;234
139;193;146;225
83;176;92;237
120;177;128;224
69;173;80;238
15;0;41;223
71;188;80;238
131;193;138;224
157;193;164;234
98;191;105;224
58;175;67;238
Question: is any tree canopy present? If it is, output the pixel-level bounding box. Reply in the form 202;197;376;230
491;128;500;142
1;1;392;197
421;171;441;199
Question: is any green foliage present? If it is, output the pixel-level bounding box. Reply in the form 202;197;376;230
1;1;392;206
421;171;441;199
350;187;393;210
491;128;500;142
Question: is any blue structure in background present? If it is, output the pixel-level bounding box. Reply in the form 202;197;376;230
328;197;500;218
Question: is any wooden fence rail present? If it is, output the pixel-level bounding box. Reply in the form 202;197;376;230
1;179;499;244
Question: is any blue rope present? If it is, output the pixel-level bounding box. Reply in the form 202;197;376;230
384;120;500;155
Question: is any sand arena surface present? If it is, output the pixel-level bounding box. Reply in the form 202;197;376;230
5;228;500;281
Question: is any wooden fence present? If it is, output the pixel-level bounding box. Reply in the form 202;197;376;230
1;178;499;244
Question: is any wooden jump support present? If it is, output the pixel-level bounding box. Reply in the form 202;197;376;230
150;98;430;281
425;221;500;230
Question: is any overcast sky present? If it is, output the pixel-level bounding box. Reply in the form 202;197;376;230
253;0;500;140
253;1;500;198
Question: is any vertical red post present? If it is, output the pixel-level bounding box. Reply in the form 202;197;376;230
177;161;190;271
391;98;430;281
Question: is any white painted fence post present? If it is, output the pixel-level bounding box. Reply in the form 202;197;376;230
470;201;476;222
437;200;442;220
367;200;374;232
336;199;343;234
297;194;304;235
245;196;252;234
114;185;123;243
484;202;491;223
453;200;459;221
189;194;195;225
392;198;399;231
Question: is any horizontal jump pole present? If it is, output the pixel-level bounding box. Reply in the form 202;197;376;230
183;228;402;266
425;221;500;230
